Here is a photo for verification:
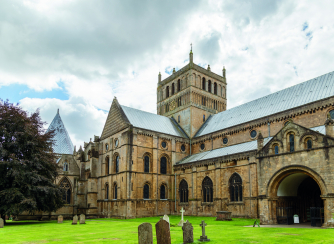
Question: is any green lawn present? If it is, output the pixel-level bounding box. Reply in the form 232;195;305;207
0;216;333;243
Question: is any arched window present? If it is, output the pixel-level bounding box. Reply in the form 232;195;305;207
160;185;166;199
160;157;167;174
172;83;175;95
144;155;150;173
114;183;117;199
307;139;312;149
202;78;206;90
289;134;295;152
208;80;212;93
203;115;205;122
274;145;279;154
329;110;334;119
214;82;217;95
229;174;242;202
178;79;181;92
63;161;68;171
105;183;109;199
166;86;169;98
143;184;150;199
178;115;180;123
115;155;120;173
179;180;188;203
105;156;109;175
202;177;213;202
59;178;71;204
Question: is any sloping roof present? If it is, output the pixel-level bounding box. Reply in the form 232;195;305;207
310;125;326;135
47;110;74;154
195;71;334;137
176;137;272;165
121;105;188;138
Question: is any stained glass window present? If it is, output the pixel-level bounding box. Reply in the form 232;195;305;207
202;177;213;202
160;157;167;174
63;161;68;171
229;174;242;202
60;178;71;204
114;184;117;199
274;145;279;154
289;134;295;152
105;184;109;199
144;156;150;173
179;180;188;203
307;139;312;149
116;156;119;173
250;130;257;138
144;184;149;199
105;144;109;151
160;185;166;199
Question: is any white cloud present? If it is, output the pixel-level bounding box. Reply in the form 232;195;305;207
1;0;334;147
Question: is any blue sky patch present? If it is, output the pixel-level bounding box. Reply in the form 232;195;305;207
302;22;308;31
0;83;69;103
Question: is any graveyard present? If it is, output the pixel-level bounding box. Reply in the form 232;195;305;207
1;215;334;243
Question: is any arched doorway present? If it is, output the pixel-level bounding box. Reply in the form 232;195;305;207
272;171;324;226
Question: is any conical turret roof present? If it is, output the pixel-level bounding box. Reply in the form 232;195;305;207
47;109;74;154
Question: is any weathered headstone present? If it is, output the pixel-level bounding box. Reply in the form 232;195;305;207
80;214;85;224
72;215;78;225
198;220;210;242
0;218;3;228
155;219;171;244
138;222;153;244
58;215;63;224
182;220;193;243
163;214;170;228
178;207;186;226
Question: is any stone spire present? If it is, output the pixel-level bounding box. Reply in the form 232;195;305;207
223;66;226;78
47;109;74;154
158;72;161;83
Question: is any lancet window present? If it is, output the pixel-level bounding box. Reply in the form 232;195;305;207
160;156;167;174
202;177;213;202
179;180;189;203
229;173;242;202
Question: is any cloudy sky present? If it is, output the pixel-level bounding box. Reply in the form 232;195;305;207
1;0;334;148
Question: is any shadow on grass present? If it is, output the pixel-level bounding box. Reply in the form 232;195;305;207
5;220;55;226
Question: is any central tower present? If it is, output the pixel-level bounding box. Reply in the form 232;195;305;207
157;50;227;138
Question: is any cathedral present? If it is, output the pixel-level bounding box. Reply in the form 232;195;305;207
20;50;334;227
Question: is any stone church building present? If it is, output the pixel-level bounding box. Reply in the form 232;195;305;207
22;50;334;227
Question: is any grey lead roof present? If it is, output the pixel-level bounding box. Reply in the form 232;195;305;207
195;71;334;137
121;105;188;138
176;137;272;165
47;110;74;155
178;125;326;165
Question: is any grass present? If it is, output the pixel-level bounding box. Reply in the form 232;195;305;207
0;216;333;243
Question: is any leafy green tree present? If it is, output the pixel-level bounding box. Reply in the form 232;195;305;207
0;100;64;223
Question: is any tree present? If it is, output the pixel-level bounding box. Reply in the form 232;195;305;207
0;100;64;223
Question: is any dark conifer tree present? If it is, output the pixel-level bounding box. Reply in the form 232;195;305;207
0;100;64;223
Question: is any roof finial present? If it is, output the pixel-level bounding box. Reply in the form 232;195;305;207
189;43;193;64
190;43;192;52
57;108;59;114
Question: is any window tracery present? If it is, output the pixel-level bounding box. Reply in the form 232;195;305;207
59;178;71;204
202;177;213;202
179;180;188;203
229;174;242;202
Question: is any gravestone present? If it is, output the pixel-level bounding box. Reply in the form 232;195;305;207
58;215;63;224
80;214;85;224
198;220;210;242
0;218;3;228
182;220;193;243
72;215;78;225
178;207;186;226
138;222;153;244
155;219;171;244
163;214;170;228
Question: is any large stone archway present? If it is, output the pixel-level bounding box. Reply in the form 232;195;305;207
259;165;332;226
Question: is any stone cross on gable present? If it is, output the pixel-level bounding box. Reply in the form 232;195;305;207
198;220;210;242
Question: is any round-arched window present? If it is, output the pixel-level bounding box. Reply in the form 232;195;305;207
223;137;228;144
161;141;167;148
250;130;257;138
329;110;334;119
181;144;186;152
105;144;109;151
200;143;205;150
